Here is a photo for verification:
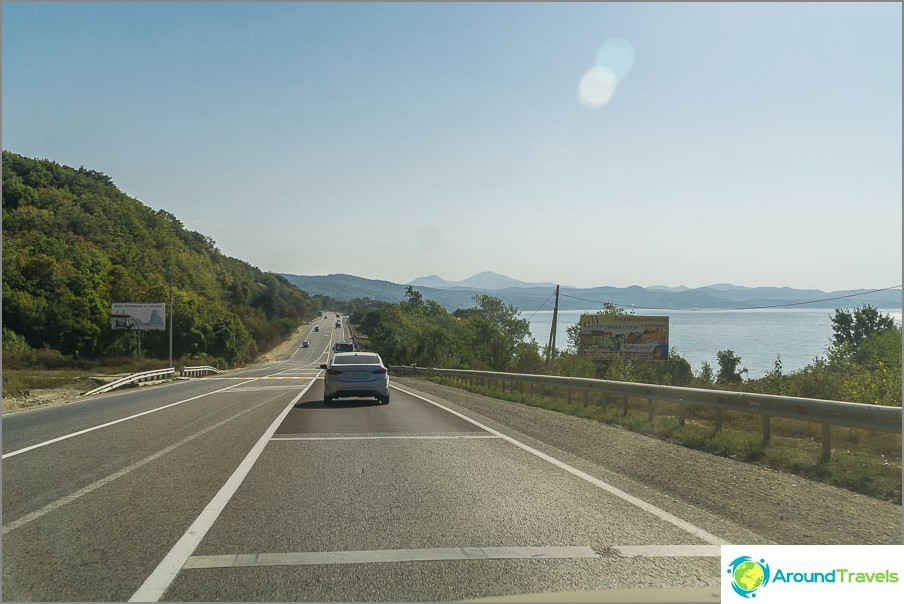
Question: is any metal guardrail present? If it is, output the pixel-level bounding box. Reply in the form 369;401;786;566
390;366;902;460
81;368;176;397
181;366;222;377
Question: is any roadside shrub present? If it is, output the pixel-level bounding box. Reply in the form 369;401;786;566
2;328;32;352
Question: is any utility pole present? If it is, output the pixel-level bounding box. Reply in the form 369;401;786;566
169;277;174;368
547;284;560;366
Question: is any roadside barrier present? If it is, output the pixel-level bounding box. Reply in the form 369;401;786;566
81;368;176;397
390;366;902;461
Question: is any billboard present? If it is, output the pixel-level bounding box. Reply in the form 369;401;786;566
111;303;166;331
579;313;669;361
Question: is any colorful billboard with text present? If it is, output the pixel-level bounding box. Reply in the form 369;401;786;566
579;314;669;360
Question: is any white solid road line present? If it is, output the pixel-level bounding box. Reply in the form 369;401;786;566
182;546;599;569
2;377;265;459
391;384;730;547
612;545;722;558
270;434;502;441
129;376;317;602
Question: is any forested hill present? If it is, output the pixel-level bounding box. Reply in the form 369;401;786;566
2;151;317;364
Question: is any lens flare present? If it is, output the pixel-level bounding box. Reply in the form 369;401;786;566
578;66;617;108
595;38;635;81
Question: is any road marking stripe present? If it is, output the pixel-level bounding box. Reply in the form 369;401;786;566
129;377;316;602
2;396;279;535
392;385;729;547
612;545;721;558
200;376;315;380
2;377;267;459
183;546;599;569
225;386;308;392
270;435;502;441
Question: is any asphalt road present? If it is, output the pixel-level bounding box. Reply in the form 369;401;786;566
3;313;761;601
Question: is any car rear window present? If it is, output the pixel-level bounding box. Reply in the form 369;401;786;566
333;354;381;365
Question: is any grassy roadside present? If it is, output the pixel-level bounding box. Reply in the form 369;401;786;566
1;324;313;414
419;376;902;504
1;358;174;413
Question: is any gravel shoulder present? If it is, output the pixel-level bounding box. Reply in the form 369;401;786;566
394;377;903;546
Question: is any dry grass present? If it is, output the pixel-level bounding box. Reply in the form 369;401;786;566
429;376;902;503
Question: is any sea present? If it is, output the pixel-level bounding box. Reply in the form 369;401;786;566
520;308;903;379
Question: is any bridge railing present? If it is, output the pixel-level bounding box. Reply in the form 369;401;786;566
389;366;902;461
181;366;222;378
81;368;176;397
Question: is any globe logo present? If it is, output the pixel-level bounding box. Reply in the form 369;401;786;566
727;556;771;598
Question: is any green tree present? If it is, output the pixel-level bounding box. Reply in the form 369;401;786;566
695;360;715;387
760;355;786;395
831;305;896;352
716;349;747;384
465;294;533;371
470;294;531;342
403;285;424;309
565;322;582;352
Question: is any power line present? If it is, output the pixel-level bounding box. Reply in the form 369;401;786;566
558;285;902;312
728;286;902;310
523;289;556;321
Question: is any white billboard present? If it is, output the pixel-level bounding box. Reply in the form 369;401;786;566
111;303;166;331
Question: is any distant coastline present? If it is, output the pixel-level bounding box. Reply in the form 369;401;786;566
281;272;902;313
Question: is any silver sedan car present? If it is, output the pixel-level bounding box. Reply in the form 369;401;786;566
320;352;390;405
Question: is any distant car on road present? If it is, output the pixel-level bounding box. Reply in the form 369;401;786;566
334;342;354;353
314;326;320;332
320;352;389;405
302;340;309;348
335;321;341;328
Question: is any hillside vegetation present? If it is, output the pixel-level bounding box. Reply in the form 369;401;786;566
2;151;319;367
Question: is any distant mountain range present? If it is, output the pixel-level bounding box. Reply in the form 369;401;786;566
409;271;557;290
280;273;902;313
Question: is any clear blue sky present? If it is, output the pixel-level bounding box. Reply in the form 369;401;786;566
3;2;901;291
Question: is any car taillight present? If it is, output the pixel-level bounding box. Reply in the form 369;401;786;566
371;368;387;374
326;369;342;375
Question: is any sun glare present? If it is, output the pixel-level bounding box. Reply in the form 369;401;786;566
578;66;617;108
595;37;636;81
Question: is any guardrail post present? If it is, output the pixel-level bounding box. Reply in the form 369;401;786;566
404;369;902;445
